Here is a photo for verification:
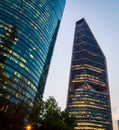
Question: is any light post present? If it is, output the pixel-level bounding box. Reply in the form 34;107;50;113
26;124;32;130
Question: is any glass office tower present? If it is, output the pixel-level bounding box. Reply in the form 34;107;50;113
67;18;113;130
113;120;119;130
0;0;65;129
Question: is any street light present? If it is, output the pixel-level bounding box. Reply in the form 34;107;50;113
26;124;32;130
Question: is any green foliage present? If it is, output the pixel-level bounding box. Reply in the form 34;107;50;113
27;96;76;130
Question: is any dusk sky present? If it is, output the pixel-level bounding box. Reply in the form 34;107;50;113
44;0;119;120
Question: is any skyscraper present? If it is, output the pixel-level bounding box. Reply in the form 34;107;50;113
67;18;113;130
113;120;119;130
0;0;65;129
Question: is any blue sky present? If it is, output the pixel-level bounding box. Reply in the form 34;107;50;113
44;0;119;120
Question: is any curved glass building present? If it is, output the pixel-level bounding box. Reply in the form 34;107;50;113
0;0;65;129
67;18;113;130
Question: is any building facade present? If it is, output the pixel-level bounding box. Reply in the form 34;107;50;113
0;0;65;129
67;18;113;130
113;120;119;130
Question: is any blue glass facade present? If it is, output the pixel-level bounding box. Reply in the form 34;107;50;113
0;0;65;129
67;18;113;130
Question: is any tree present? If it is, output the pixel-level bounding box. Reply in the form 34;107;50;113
27;97;76;130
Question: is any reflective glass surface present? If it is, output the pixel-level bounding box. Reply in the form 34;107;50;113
67;18;113;130
0;0;65;110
